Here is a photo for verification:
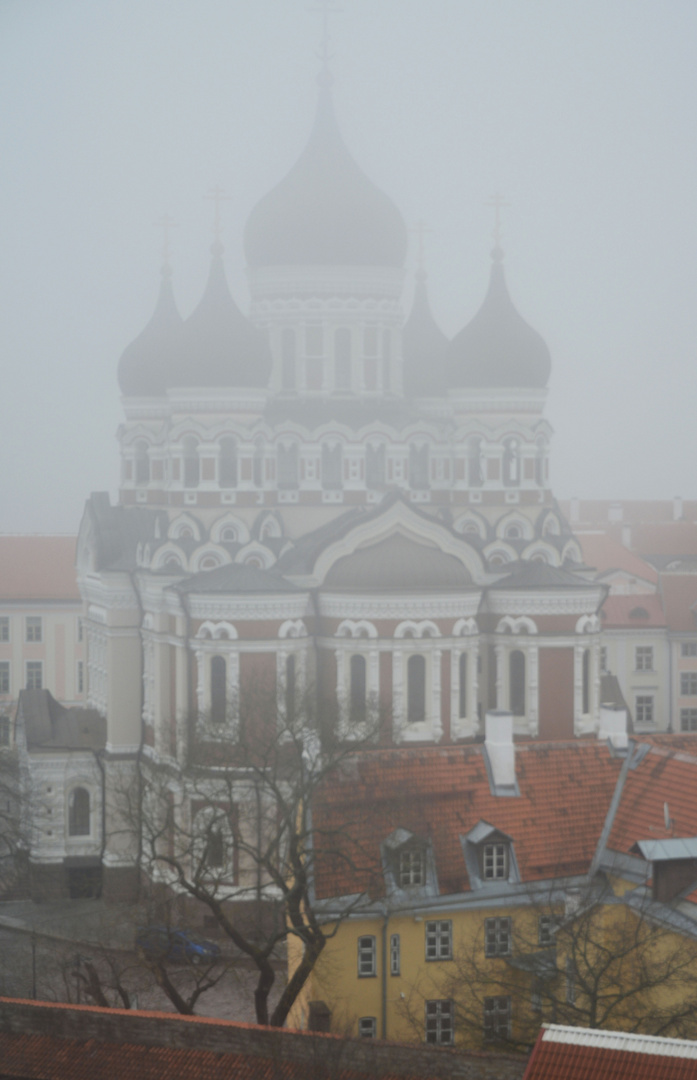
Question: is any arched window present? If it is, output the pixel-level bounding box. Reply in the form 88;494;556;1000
285;654;296;725
409;444;429;490
505;524;522;540
253;440;264;488
535;436;547;487
335;328;352;391
322;443;343;490
219;437;237;489
509;650;526;716
407;655;426;724
459;653;468;719
68;787;90;837
134;440;150;485
210;656;227;726
468;437;483;487
281;328;296;390
277;442;299;490
350;654;367;723
582;649;590;715
205;828;225;869
503;438;520;487
182;436;200;488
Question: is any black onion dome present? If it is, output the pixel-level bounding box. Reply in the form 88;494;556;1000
244;73;408;268
402;270;449;396
445;248;551;389
117;266;183;396
173;244;271;388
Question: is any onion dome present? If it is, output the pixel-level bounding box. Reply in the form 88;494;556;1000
244;71;408;268
173;242;271;388
402;270;449;396
445;247;551;389
117;264;183;397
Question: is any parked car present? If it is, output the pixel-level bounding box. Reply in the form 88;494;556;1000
135;925;222;966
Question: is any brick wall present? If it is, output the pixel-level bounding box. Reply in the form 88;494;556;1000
0;998;527;1080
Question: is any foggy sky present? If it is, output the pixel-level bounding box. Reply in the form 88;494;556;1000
1;0;696;533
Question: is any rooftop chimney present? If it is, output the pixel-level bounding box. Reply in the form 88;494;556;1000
485;710;516;792
598;703;628;751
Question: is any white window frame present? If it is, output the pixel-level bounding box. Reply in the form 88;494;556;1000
399;847;424;887
483;996;511;1042
359;1016;377;1038
485;917;511;957
681;672;697;696
680;708;697;732
0;617;9;642
483;842;508;880
0;661;9;695
26;660;43;690
635;645;653;672
26;616;42;643
635;694;654;726
425;920;452;962
425;999;453;1045
357;935;377;978
390;933;400;976
681;642;697;658
538;914;554;946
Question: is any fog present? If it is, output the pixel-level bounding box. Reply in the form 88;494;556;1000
1;0;695;533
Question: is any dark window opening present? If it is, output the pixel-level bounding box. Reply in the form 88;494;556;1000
350;654;367;723
69;787;91;837
210;656;227;726
407;654;426;724
219;437;237;488
509;650;525;716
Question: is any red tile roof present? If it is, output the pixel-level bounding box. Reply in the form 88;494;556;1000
659;574;697;633
608;742;697;854
559;500;697;527
524;1025;697;1079
313;743;622;900
0;536;79;601
578;533;658;586
601;593;665;629
633;523;697;557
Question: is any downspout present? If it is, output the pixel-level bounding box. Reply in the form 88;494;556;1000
380;905;389;1040
92;748;106;867
309;588;322;731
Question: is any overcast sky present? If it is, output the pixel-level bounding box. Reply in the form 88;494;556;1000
1;1;696;533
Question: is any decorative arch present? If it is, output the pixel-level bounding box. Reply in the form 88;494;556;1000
484;542;518;567
255;511;283;542
67;786;91;837
151;542;187;571
454;512;488;542
495;512;534;542
196;621;238;641
453;617;478;637
190;544;231;575
521;540;561;566
395;619;441;640
540;511;561;537
210;513;250;546
495;615;538;635
575;614;601;634
336;619;378;640
235;541;275;569
279;619;308;639
168;513;202;543
562;540;583;564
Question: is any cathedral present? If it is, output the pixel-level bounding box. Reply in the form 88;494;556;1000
64;66;609;900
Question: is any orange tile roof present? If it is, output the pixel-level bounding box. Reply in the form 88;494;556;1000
633;523;697;557
608;742;697;854
313;743;622;900
559;500;697;526
0;536;79;601
577;533;658;585
659;574;697;633
601;593;665;628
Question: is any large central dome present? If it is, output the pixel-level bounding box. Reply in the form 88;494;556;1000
244;73;408;269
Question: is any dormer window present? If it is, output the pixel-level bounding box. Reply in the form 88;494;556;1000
399;848;424;887
483;842;508;880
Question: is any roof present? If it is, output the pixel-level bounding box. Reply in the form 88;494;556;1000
175;562;303;596
608;742;697;854
325;534;472;591
659;574;697;633
402;271;449;397
312;742;621;901
81;495;162;572
635;838;697;862
493;561;591;590
0;536;79;601
524;1024;697;1079
601;593;666;629
19;690;105;751
445;248;551;390
577;532;658;586
559;500;697;527
118;265;183;397
244;76;407;269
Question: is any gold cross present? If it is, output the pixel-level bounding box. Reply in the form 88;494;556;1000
485;191;510;246
308;0;343;67
205;186;232;242
153;214;178;264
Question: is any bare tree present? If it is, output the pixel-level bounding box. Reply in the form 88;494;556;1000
123;682;382;1027
397;876;697;1051
0;735;28;898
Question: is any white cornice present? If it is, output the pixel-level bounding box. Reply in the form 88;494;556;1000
486;588;606;615
319;592;482;620
185;595;312;621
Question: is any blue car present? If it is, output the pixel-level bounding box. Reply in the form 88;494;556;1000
135;925;222;966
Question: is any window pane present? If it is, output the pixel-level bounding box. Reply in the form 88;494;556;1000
407;655;426;724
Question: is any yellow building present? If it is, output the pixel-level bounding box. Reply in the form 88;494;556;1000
291;715;697;1048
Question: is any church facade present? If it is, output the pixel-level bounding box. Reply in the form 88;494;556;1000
68;69;610;901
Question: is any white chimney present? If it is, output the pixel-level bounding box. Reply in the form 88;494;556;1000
598;704;628;750
674;496;683;521
485;710;516;788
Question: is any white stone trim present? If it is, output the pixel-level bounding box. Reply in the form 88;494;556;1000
319;592;481;620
